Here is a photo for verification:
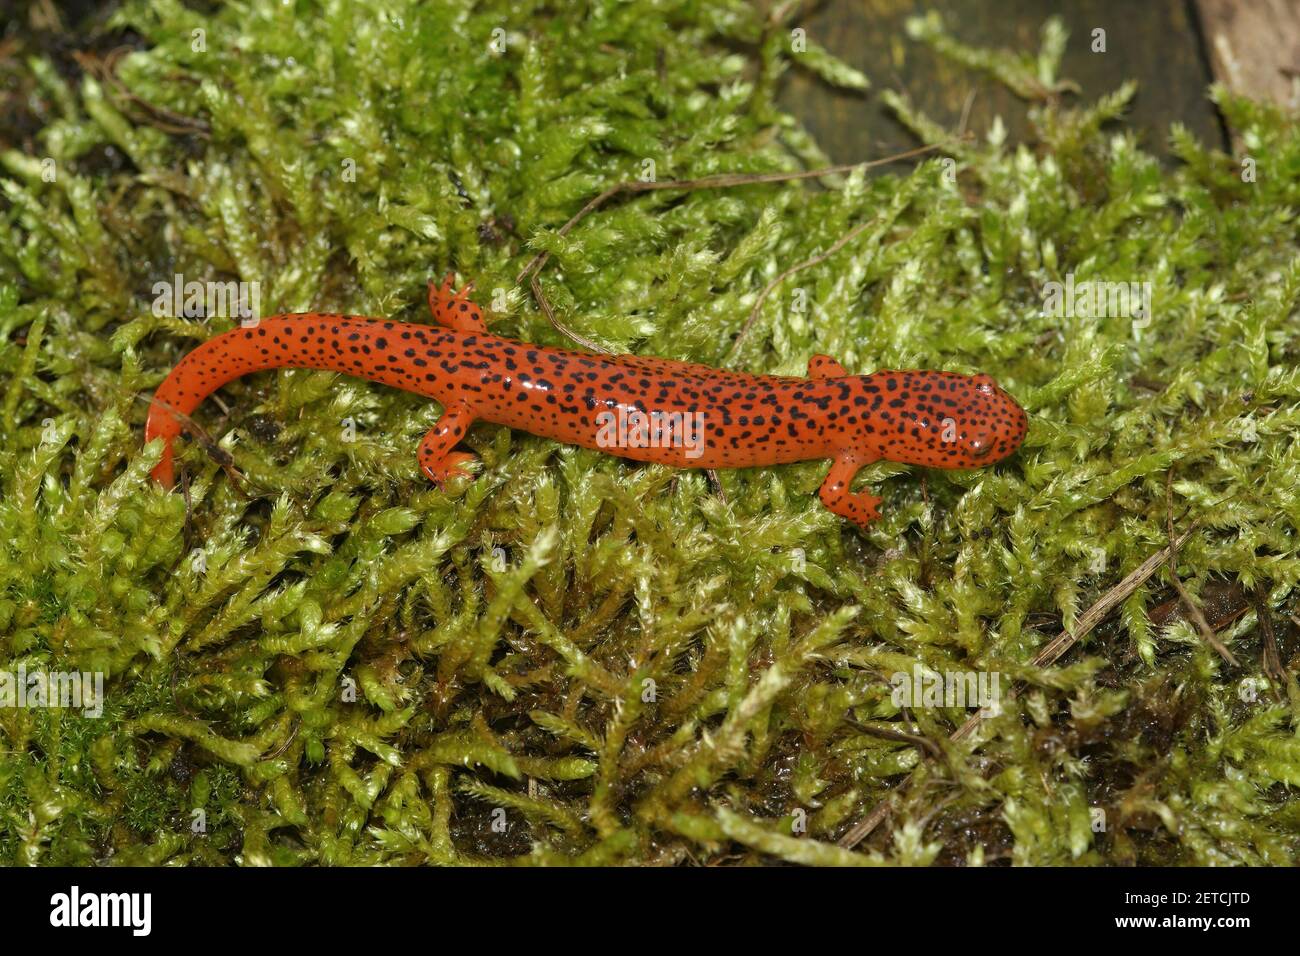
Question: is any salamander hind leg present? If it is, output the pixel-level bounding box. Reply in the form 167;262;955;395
808;354;847;378
418;400;478;488
428;273;488;333
818;452;882;530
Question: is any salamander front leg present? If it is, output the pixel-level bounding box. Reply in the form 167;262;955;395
418;400;478;488
428;274;489;334
807;354;847;378
818;453;882;529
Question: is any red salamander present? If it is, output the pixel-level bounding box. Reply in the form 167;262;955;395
145;277;1028;529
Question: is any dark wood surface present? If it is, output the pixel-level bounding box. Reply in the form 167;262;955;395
778;0;1228;163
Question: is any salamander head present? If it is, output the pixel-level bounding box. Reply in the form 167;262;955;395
857;370;1027;469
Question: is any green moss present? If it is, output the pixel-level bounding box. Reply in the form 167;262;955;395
1;2;1298;865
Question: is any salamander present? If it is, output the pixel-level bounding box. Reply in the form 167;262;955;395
145;276;1027;529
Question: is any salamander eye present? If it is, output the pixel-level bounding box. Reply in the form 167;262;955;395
972;373;995;395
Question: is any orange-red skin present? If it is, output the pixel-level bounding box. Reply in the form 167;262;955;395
145;278;1027;529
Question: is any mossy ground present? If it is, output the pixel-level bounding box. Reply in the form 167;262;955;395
1;1;1298;865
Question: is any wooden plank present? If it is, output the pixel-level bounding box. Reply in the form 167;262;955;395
1194;0;1300;107
779;0;1225;163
